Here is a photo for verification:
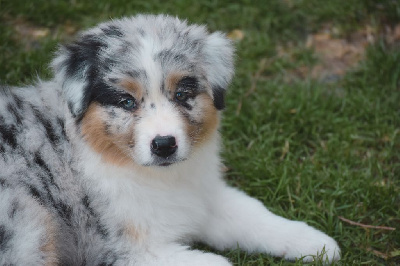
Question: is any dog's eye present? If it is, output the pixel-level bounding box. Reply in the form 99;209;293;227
175;91;189;102
119;98;136;110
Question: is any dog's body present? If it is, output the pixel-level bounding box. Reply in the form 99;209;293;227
0;15;339;265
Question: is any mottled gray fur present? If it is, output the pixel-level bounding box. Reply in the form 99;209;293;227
0;84;131;265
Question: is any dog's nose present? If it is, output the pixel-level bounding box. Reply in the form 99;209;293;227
151;135;177;158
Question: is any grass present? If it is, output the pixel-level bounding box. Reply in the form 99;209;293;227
1;0;399;265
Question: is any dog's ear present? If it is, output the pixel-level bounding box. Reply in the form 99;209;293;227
202;32;235;110
51;34;106;119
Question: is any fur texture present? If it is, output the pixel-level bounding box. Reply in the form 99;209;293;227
0;15;340;265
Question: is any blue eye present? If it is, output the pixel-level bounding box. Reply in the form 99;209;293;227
120;98;136;110
175;91;188;102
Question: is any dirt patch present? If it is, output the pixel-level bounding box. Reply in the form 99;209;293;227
306;24;370;82
4;17;78;51
278;23;400;83
236;23;400;114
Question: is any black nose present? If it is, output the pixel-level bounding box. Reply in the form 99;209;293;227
151;135;177;158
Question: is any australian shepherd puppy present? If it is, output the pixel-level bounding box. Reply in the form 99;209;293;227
0;15;340;265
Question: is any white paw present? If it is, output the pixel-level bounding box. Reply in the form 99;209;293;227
183;252;232;266
283;221;340;263
146;250;232;266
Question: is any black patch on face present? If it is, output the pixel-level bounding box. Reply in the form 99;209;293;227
177;76;198;91
174;76;199;110
0;225;13;250
91;83;135;109
150;103;155;109
212;87;225;110
101;25;124;38
178;102;192;110
108;77;119;84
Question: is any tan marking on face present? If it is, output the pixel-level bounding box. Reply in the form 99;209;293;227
81;103;135;166
165;72;188;94
119;78;143;100
40;213;58;266
186;92;219;147
165;73;219;147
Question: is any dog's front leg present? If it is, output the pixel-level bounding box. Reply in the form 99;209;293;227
137;244;232;266
199;186;340;262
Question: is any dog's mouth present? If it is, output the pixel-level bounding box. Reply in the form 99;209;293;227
159;162;172;167
143;156;186;167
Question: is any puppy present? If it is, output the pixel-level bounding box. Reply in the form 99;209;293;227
0;14;340;265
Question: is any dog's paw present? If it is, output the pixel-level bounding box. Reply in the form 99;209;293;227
282;221;340;263
183;253;232;266
146;250;232;266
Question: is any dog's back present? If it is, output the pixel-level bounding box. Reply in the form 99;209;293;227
0;84;64;264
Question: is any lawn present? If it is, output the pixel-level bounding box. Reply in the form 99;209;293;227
1;0;399;265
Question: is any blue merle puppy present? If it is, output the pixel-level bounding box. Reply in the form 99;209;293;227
0;15;340;265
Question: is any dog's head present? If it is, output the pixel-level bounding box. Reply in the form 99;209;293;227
52;15;234;167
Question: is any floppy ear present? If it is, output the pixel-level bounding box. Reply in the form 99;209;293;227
202;32;235;110
51;34;106;119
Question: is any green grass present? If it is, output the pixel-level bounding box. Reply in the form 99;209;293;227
1;0;399;265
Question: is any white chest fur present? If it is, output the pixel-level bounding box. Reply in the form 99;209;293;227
79;138;223;244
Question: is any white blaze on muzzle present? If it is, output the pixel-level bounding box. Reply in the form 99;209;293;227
132;101;190;166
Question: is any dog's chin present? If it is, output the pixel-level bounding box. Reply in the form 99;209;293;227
142;157;187;168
